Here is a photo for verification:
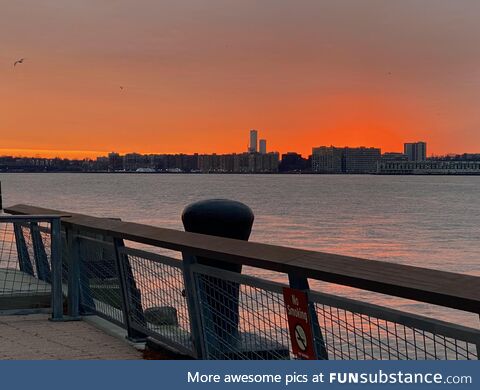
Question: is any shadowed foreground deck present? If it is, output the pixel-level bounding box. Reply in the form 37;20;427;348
0;314;142;360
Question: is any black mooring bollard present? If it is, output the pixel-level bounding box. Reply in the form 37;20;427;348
182;199;254;351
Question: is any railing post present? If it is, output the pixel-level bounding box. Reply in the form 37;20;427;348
30;222;51;283
181;253;207;359
288;273;329;360
113;237;146;341
13;223;34;276
50;217;63;320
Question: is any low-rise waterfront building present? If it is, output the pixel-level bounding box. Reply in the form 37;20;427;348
343;147;381;173
279;152;309;172
377;160;480;175
381;152;408;162
123;153;152;171
197;152;278;173
312;146;381;173
311;146;343;173
108;152;123;172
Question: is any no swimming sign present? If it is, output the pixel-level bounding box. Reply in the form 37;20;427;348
282;287;316;360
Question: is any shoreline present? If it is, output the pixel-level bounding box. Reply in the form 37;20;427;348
2;171;480;176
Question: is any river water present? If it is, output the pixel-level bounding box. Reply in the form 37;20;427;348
1;173;479;326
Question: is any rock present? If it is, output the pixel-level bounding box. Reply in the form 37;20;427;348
144;306;179;326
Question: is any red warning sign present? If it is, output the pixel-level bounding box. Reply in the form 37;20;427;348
283;287;316;360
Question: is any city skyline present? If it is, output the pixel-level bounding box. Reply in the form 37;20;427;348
0;125;431;159
2;1;480;158
0;131;476;160
0;136;434;160
4;135;480;175
0;137;470;161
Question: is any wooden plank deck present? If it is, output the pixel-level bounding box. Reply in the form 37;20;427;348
0;314;142;360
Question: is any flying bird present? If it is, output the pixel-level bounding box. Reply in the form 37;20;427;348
14;58;25;67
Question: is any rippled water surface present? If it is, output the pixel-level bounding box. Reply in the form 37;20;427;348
1;173;479;326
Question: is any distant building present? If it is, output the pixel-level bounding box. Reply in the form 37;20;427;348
404;142;426;161
312;146;381;173
344;147;381;173
259;152;279;172
381;152;408;162
108;152;123;172
198;154;217;173
377;160;480;175
234;153;250;173
279;152;308;172
95;157;109;171
430;153;480;162
249;129;258;153
233;152;279;173
219;154;235;172
259;139;267;154
123;153;152;171
311;146;343;173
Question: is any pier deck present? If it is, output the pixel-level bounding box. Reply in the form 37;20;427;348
0;314;142;360
0;269;51;310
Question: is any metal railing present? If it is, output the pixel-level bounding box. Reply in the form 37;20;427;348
0;215;63;319
3;204;480;360
310;291;479;360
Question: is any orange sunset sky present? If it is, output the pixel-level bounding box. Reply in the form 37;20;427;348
1;0;480;159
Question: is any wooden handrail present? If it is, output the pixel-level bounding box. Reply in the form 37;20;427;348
5;203;480;314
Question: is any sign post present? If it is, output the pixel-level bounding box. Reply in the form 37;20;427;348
283;287;317;360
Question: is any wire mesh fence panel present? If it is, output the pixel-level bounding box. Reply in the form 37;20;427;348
120;247;193;354
0;221;53;310
311;292;479;360
17;223;52;284
76;234;124;325
192;264;292;360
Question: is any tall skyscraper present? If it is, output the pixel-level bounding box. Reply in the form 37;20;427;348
249;129;258;153
404;142;427;161
259;139;267;154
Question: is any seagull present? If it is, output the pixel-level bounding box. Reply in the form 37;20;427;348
14;58;25;67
